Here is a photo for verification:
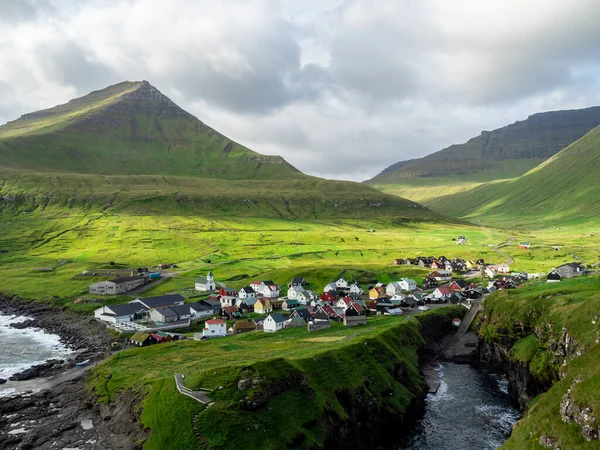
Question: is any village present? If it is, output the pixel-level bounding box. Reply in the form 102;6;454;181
89;248;589;347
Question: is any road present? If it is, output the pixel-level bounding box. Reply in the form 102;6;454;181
174;374;212;404
478;222;514;264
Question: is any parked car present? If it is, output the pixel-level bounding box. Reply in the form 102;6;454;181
418;306;430;311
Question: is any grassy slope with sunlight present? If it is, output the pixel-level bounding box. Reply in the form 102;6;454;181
426;126;600;227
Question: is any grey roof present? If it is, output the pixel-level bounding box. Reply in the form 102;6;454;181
153;306;179;318
106;303;149;317
241;287;255;293
188;302;212;312
269;313;286;323
196;276;209;284
169;304;193;316
203;299;221;308
134;294;184;308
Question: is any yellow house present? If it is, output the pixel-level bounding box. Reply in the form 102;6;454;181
465;260;476;270
369;286;386;300
254;298;272;314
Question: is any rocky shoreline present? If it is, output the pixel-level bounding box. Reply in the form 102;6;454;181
0;295;114;382
0;295;147;450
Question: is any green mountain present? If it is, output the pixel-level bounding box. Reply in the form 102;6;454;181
366;107;600;204
426;125;600;225
0;80;302;179
0;81;440;220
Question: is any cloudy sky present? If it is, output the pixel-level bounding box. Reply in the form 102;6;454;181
1;0;599;181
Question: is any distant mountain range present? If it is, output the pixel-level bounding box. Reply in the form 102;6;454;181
425;125;600;225
366;106;600;205
0;81;439;220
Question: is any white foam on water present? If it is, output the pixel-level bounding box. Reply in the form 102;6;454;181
0;312;73;379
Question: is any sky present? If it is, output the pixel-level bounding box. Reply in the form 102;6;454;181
1;0;599;181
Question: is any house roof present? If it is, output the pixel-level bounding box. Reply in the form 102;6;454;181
269;313;287;323
134;294;184;308
188;302;212;313
263;280;275;286
233;321;256;330
169;304;192;316
348;303;364;314
291;308;312;321
220;287;237;293
223;306;239;313
196;276;209;284
205;319;225;325
105;302;149;317
241;286;255;293
130;332;151;342
153;306;178;318
284;299;300;305
436;286;453;295
291;277;306;284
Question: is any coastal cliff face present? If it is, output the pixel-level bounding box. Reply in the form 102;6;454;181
474;286;600;449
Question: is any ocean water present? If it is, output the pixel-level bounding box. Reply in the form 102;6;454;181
398;363;520;449
0;312;73;380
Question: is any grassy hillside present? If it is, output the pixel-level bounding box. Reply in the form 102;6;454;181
367;106;600;204
89;307;464;450
0;81;302;180
476;281;600;449
426;126;600;226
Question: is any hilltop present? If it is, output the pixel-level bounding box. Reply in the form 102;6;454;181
426;125;600;226
0;81;302;180
0;81;440;220
366;107;600;204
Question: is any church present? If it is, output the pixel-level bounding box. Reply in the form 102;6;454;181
195;271;216;292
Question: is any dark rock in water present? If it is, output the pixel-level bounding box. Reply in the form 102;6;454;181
10;318;38;329
0;378;6;384
9;363;54;381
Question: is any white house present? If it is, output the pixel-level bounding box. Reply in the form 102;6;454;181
432;271;452;282
94;303;149;324
220;296;237;307
390;294;406;302
261;284;281;298
238;287;256;299
386;282;403;297
484;266;497;278
349;283;363;295
335;278;349;289
188;302;213;319
432;286;453;300
263;313;287;333
195;271;216;292
250;281;266;293
203;319;226;338
498;263;511;274
287;285;305;299
296;290;316;305
324;282;338;293
399;278;417;291
335;297;353;309
444;262;454;272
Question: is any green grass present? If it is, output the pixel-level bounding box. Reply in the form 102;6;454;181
88;307;464;450
425;126;600;227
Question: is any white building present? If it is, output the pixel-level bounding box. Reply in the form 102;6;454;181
296;290;316;305
399;278;417;291
287;285;305;299
324;282;338;293
498;263;511;274
220;296;237;307
335;278;348;289
385;282;403;297
195;271;216;292
263;313;287;332
89;275;147;296
239;287;256;299
203;319;226;338
94;303;149;324
261;284;281;298
349;283;363;295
